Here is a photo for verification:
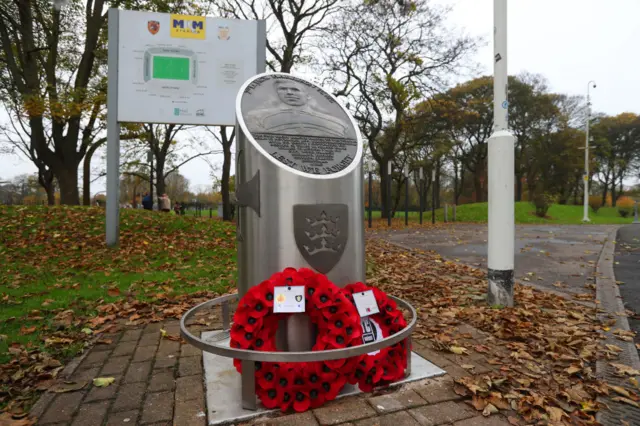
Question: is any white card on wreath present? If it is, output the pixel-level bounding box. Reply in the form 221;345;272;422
273;286;305;313
353;290;380;317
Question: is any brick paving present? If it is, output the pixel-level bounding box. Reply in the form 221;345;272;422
30;319;512;426
31;319;207;426
250;337;513;426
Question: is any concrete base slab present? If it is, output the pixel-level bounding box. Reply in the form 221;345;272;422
202;331;445;425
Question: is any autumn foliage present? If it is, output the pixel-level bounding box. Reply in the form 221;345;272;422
588;196;602;213
616;196;635;218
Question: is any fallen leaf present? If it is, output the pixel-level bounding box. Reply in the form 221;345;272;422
449;346;468;355
612;396;640;408
20;325;36;335
546;406;567;422
507;416;520;425
93;377;115;387
606;344;623;353
0;412;35;425
471;395;487;410
482;403;498;416
107;287;121;297
611;363;640;376
50;380;88;393
53;309;74;328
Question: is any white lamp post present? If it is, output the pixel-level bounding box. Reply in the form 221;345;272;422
487;0;515;307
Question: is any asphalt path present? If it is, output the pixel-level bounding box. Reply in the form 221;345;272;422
614;224;640;344
373;224;616;298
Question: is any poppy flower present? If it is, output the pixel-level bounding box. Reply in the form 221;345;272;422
231;326;259;348
321;298;351;320
344;282;368;294
292;390;311;412
321;374;347;401
241;313;264;333
274;364;296;391
310;362;338;383
252;281;276;309
307;383;327;409
321;330;349;348
257;383;284;409
273;268;306;287
257;365;278;389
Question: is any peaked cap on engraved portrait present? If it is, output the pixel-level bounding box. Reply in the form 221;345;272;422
245;77;351;138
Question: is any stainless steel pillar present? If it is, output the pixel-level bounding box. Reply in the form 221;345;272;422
235;73;365;354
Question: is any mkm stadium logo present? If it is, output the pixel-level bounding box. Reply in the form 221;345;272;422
170;14;206;40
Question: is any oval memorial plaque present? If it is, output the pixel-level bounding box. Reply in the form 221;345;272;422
239;74;358;175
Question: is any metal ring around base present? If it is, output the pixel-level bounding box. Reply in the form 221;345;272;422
180;293;416;362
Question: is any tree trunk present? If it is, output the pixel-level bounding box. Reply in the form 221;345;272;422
37;168;55;206
611;184;617;207
46;184;55;206
82;140;105;206
474;174;484;203
435;160;441;208
221;146;232;221
57;167;80;205
379;161;391;219
515;173;523;202
392;177;404;215
156;158;166;198
453;161;459;204
601;182;609;207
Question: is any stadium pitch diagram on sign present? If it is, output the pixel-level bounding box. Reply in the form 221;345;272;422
116;10;260;125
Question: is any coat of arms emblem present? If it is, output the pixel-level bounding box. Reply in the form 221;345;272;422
217;26;230;40
293;204;348;274
148;20;160;35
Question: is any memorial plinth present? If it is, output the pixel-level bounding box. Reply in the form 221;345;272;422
235;74;365;352
180;74;442;424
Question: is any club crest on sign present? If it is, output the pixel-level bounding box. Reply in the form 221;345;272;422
217;26;230;40
147;20;160;35
293;204;348;274
295;295;303;302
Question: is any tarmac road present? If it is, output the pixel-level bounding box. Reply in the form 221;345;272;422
614;224;640;344
373;224;616;298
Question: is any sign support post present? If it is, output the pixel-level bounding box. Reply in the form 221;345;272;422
106;8;121;247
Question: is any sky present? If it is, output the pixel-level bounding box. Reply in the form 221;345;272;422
2;0;639;192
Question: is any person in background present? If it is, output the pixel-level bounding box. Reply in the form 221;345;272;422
142;192;152;210
174;201;181;215
159;193;171;213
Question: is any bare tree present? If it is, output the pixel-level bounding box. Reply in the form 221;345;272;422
204;126;235;220
215;0;340;72
115;125;220;202
322;0;476;217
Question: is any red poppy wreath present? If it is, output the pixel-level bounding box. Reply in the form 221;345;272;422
342;282;409;392
230;267;363;412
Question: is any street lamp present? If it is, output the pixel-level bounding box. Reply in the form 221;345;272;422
583;80;596;223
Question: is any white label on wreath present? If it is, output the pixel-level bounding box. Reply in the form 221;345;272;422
361;317;382;356
273;286;305;313
353;290;380;317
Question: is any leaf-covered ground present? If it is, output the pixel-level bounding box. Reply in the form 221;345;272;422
0;206;236;414
366;239;638;425
1;207;636;424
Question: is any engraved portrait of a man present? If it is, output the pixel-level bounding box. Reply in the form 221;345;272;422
245;78;352;138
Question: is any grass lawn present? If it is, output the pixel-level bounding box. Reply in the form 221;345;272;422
366;201;634;225
0;206;236;367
